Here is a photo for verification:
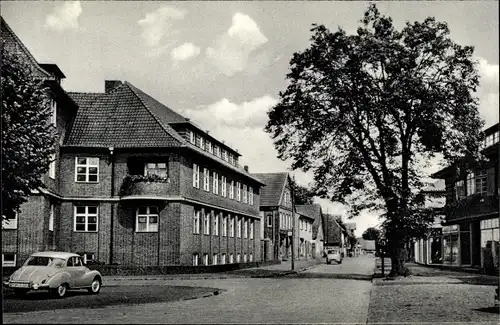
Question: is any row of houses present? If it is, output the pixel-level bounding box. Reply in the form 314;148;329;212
1;17;354;269
412;122;499;274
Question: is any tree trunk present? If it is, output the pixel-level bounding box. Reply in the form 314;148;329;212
388;241;410;277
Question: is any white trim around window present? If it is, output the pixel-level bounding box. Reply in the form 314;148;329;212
193;253;199;266
214;213;219;236
213;171;219;195
193;209;201;234
229;180;234;199
221;176;227;197
2;253;16;267
49;204;54;231
49;153;56;179
2;212;18;229
136;206;159;232
75;157;99;183
204;168;210;191
74;205;98;232
249;187;253;205
236;182;241;201
193;163;200;188
204;210;210;235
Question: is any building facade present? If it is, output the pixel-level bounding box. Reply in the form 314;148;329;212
413;180;446;265
296;204;324;258
2;18;266;268
432;123;499;273
297;211;314;259
252;173;295;261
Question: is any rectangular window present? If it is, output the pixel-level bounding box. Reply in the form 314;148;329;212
213;254;218;265
222;215;228;237
75;157;99;182
144;162;168;178
229;180;234;199
49;153;56;179
230;216;235;237
221;176;227;197
222;149;227;161
221;253;226;265
200;137;205;150
250;221;254;239
214;145;220;157
204;211;211;235
193;210;200;234
467;173;475;195
189;130;195;144
2;253;16;267
213;172;219;194
243;185;248;203
243;253;247;262
455;180;465;200
236;253;241;263
243;219;248;238
193;163;200;188
475;170;488;195
196;134;202;148
236;182;241;201
136;206;159;232
249;187;253;205
228;154;233;165
74;206;98;232
267;215;272;228
229;253;234;264
192;254;199;266
206;140;212;153
249;253;253;262
2;212;18;229
237;218;242;238
204;168;210;191
50;98;57;126
49;204;54;232
203;253;209;266
213;213;219;236
234;156;239;166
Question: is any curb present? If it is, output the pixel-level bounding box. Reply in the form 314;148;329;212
181;289;222;301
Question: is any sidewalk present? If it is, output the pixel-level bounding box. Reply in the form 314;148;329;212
368;263;499;324
103;258;324;285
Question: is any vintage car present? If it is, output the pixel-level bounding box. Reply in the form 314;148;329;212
3;251;102;298
326;248;342;264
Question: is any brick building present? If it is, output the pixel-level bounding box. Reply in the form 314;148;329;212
2;17;265;268
432;123;499;273
252;173;295;261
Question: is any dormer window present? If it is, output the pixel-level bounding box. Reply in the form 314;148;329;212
228;154;233;165
189;130;195;144
196;134;202;147
222;149;227;161
206;140;213;153
214;145;220;157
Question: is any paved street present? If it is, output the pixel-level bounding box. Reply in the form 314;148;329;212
2;256;374;324
3;256;499;324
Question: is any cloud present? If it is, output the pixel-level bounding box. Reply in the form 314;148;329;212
476;57;499;127
183;95;278;128
45;1;82;31
138;6;186;47
171;42;201;61
206;13;268;76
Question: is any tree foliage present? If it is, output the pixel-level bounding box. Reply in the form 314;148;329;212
265;4;483;275
362;227;381;241
290;177;315;205
1;44;55;219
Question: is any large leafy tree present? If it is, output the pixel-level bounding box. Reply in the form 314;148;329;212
362;227;381;241
265;4;483;276
2;44;55;220
290;177;316;205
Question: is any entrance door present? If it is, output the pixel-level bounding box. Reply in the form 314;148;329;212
461;231;471;265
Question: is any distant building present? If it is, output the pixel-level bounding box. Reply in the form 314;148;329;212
296;204;324;259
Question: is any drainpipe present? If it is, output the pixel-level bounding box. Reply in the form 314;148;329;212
290;182;295;271
109;147;115;265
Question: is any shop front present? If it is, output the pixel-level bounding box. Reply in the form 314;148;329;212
480;217;500;274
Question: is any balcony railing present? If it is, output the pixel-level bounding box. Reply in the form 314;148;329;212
445;194;499;221
119;174;171;199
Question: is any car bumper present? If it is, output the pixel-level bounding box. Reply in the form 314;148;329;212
4;282;50;290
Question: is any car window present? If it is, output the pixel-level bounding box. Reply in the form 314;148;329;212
68;257;82;267
67;257;74;267
25;256;65;267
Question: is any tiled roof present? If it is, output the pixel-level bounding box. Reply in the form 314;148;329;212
296;204;323;239
66;83;183;148
251;173;289;206
323;214;343;245
1;17;50;78
422;179;446;193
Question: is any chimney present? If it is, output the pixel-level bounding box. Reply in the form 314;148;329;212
244;165;249;172
105;80;123;93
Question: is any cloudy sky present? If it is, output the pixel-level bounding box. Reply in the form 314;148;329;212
3;1;498;237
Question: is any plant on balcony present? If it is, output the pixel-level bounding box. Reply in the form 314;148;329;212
119;174;170;196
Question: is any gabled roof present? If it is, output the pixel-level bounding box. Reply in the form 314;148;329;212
66;82;185;148
1;17;51;78
251;172;289;206
296;204;323;239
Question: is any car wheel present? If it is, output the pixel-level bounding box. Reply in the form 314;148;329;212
87;277;101;294
52;283;68;298
326;260;331;264
13;289;29;297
